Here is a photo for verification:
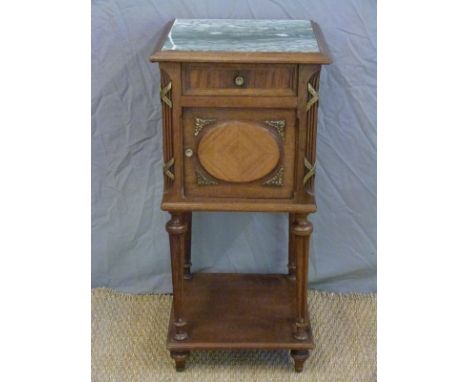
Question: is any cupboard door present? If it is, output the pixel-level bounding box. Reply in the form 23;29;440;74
183;108;296;199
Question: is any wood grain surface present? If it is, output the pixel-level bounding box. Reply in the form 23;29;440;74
198;121;280;183
167;273;314;350
182;63;297;96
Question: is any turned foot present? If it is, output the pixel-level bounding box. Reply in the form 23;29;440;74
170;351;190;372
290;349;310;372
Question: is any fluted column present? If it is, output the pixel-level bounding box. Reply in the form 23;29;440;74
166;212;188;341
291;213;313;340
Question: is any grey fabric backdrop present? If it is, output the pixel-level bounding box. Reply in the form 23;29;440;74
92;0;376;293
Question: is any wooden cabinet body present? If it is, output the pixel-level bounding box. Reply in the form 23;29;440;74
151;19;331;372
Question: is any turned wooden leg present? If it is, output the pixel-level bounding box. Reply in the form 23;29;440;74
292;213;313;341
290;349;310;372
288;213;296;279
170;351;190;372
166;212;188;341
184;212;192;280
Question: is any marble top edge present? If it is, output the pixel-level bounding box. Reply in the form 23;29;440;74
161;18;320;54
172;18;312;23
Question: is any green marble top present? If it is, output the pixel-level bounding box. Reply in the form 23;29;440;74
161;19;319;53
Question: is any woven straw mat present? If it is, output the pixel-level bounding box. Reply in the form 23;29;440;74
92;288;376;382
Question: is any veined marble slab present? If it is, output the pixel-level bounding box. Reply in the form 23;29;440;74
162;19;319;53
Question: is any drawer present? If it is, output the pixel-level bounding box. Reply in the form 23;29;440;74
183;108;296;199
182;63;297;96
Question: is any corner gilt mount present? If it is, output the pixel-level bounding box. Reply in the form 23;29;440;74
163;157;175;180
263;166;284;186
303;158;316;185
196;171;218;186
194;118;216;136
306;82;319;111
264;120;286;139
160;81;172;108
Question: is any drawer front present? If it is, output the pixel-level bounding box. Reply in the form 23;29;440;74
183;108;296;199
182;64;297;96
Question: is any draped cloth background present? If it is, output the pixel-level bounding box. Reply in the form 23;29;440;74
91;0;376;293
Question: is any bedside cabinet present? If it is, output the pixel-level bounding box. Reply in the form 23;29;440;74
150;19;331;372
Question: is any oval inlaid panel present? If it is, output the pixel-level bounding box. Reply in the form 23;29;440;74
198;121;280;183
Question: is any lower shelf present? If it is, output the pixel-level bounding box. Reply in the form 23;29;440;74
167;273;314;351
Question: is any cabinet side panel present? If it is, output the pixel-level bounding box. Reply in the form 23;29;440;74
296;65;320;199
160;67;174;191
160;62;182;198
304;67;321;194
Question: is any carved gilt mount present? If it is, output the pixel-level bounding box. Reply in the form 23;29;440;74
196;170;218;186
263;166;284;186
303;158;316;185
163;157;175;181
264;120;286;139
160;81;173;108
194;117;216;136
306;82;319;111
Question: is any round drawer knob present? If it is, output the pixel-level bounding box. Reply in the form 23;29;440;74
184;148;194;158
234;75;245;87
